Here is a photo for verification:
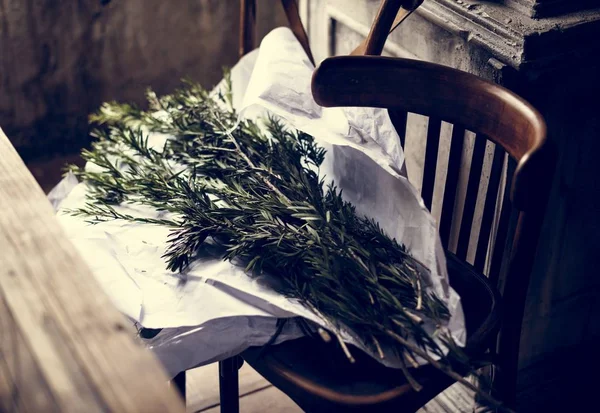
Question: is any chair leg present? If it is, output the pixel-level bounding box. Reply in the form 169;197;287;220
173;371;186;405
219;356;243;413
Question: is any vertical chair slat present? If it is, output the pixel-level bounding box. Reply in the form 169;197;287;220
388;109;408;148
240;0;257;57
456;135;487;260
489;158;516;286
439;124;465;248
474;145;505;273
422;117;441;211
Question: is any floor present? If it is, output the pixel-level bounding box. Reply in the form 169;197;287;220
184;362;478;413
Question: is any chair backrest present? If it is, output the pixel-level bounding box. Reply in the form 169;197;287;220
240;0;555;405
312;53;554;405
310;2;555;406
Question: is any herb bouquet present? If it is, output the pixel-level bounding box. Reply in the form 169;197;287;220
68;74;489;399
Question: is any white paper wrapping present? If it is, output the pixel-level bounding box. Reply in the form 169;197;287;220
52;27;465;378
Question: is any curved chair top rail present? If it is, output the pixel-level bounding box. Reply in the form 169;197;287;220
312;55;549;211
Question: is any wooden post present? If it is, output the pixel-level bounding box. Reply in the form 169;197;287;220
0;128;184;412
240;0;257;57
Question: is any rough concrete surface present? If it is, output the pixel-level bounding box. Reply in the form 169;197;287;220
0;0;287;161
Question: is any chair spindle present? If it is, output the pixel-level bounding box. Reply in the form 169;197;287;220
439;124;466;248
474;145;505;272
388;109;408;148
422;117;442;211
456;135;487;260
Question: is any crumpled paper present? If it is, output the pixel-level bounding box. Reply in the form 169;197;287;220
52;27;464;378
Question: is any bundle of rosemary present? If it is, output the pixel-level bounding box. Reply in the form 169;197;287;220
68;75;486;398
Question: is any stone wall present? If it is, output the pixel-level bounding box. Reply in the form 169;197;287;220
0;0;287;161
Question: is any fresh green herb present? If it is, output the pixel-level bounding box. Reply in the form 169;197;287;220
67;74;505;409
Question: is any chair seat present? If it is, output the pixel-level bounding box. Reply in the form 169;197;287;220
242;252;502;412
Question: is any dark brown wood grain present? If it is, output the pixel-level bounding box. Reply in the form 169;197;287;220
311;56;548;193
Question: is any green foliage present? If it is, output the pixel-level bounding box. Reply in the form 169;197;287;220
68;75;505;408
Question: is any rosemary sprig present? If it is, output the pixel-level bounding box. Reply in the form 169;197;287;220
67;75;507;410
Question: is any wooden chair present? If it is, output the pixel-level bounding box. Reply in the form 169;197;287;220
241;1;555;411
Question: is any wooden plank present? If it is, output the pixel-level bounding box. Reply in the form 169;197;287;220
0;294;59;413
0;129;184;412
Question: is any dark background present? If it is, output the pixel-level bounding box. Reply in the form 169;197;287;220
0;0;286;164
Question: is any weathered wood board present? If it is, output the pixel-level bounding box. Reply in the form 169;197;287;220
0;128;184;412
